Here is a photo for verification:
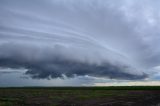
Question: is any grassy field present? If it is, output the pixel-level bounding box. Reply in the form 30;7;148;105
0;86;160;106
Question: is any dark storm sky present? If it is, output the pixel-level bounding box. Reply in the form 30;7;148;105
0;0;160;86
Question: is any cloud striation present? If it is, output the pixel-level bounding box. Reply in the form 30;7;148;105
1;0;160;80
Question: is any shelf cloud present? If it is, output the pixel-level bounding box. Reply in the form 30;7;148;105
0;0;160;80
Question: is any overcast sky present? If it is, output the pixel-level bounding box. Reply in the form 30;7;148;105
0;0;160;86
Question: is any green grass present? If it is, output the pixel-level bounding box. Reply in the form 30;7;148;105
0;86;160;105
1;86;160;90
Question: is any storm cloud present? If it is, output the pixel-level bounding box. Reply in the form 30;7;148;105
0;0;160;80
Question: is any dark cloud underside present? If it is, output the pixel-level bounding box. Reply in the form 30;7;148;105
0;0;160;80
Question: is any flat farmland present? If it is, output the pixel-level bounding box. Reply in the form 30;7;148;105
0;86;160;106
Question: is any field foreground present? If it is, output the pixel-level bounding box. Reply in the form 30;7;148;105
0;86;160;106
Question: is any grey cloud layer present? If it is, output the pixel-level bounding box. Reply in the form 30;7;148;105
0;0;160;79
